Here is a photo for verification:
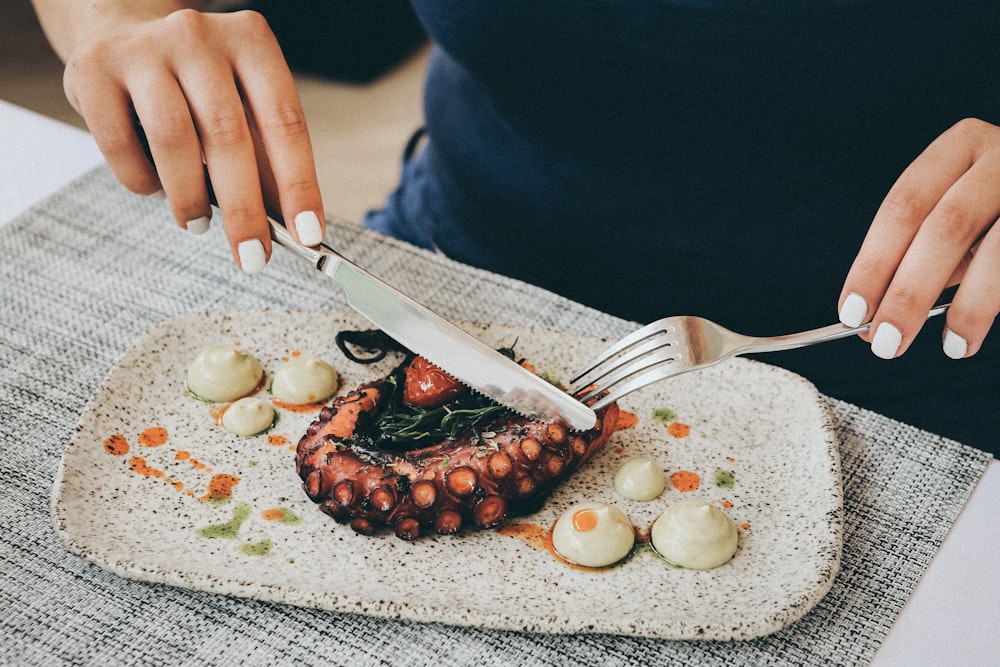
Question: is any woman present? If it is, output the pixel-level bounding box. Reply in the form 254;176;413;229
30;1;1000;453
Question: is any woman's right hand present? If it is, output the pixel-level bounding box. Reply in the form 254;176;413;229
34;1;325;272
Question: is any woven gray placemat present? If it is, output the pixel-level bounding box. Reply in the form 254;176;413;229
0;167;991;666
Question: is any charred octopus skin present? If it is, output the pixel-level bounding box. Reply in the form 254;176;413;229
295;356;619;540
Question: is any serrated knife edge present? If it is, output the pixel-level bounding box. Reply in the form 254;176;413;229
269;219;598;431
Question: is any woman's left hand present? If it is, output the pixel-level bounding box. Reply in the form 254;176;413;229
838;117;1000;360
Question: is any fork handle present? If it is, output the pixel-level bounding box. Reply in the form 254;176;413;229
737;302;951;355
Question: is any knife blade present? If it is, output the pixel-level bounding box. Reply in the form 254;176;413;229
268;219;598;431
134;126;594;428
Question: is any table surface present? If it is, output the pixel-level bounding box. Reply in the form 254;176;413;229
2;98;998;666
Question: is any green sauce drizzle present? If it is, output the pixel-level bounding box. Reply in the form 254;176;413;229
239;539;273;557
196;502;251;538
652;407;677;425
713;469;736;489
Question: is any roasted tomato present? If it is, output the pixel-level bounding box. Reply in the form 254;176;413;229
402;356;466;408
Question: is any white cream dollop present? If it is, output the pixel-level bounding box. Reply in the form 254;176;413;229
650;499;738;570
270;356;339;405
221;396;276;436
186;345;264;402
551;501;635;568
614;458;667;501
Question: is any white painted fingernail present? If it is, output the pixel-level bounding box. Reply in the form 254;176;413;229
839;292;868;328
943;329;968;360
149;188;166;200
237;240;267;274
185;216;210;235
871;322;902;359
294;211;323;246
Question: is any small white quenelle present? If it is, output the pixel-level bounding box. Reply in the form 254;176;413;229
186;345;264;402
650;499;738;570
270;356;339;405
551;501;635;568
221;396;276;436
614;458;667;501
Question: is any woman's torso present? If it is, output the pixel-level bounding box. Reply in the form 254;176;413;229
365;1;1000;451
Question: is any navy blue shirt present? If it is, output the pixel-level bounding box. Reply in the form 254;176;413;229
365;1;1000;453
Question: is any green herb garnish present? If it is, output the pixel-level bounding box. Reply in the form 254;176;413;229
335;335;540;451
375;369;510;449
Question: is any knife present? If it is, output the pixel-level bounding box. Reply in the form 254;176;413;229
267;219;598;430
135;126;595;429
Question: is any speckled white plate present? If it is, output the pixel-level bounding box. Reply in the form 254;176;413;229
52;309;842;641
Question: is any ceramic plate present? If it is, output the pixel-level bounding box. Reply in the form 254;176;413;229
52;310;842;640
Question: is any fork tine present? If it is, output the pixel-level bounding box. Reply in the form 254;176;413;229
570;317;685;411
570;317;680;385
574;345;679;405
572;334;676;398
584;359;685;411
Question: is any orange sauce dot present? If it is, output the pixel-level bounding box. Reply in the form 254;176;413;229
267;434;289;447
740;522;751;530
497;522;548;550
175;450;191;460
667;421;690;438
138;426;168;447
261;509;285;521
210;405;227;425
670;470;700;492
103;434;129;456
199;473;240;502
129;456;164;478
615;410;639;430
272;399;325;413
721;500;734;509
571;508;599;532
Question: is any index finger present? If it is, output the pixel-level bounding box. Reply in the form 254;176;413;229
229;11;325;247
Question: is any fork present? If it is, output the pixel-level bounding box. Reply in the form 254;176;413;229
570;302;951;410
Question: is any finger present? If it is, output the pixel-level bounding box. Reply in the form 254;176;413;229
165;14;271;272
838;119;985;329
130;73;213;235
158;10;271;270
198;104;270;272
868;148;1000;359
937;236;985;291
69;71;162;197
941;227;1000;359
194;92;270;271
230;11;325;246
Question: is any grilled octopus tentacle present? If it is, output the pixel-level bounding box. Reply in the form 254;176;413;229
295;363;619;540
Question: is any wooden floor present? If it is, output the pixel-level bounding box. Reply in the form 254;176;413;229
1;0;428;224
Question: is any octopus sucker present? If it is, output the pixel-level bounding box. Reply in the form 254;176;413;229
434;511;462;535
295;352;619;540
394;516;421;540
409;480;437;509
445;466;478;497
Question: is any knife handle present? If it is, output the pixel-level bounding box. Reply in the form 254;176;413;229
198;163;344;274
267;216;344;275
135;123;342;272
